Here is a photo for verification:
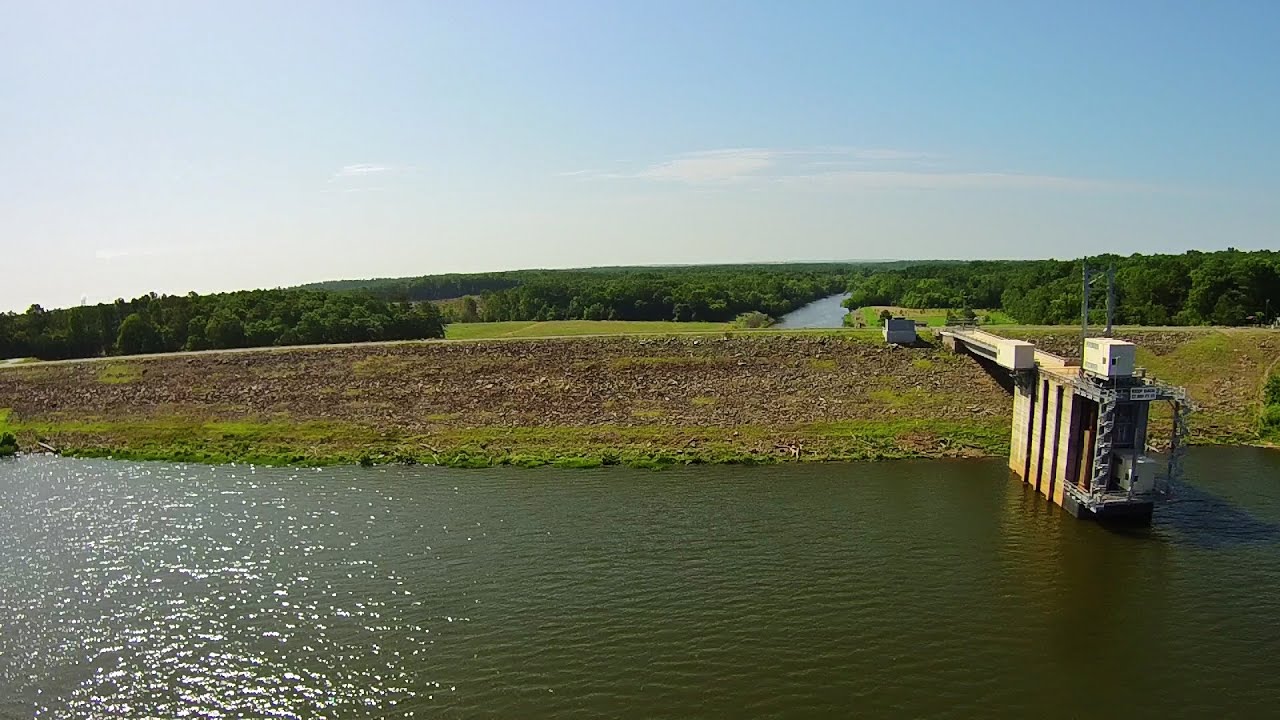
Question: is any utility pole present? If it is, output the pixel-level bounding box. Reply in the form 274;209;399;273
1082;262;1091;346
1081;260;1116;344
1105;264;1116;337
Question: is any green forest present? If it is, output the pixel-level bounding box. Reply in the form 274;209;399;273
3;251;1277;362
475;267;850;322
844;250;1280;326
320;251;1279;327
305;264;856;322
302;271;525;301
0;289;445;360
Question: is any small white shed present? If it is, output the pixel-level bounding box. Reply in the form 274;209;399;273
883;317;918;344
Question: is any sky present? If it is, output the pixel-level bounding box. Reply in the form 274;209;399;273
3;0;1279;311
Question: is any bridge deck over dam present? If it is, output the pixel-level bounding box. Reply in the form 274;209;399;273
936;327;1068;371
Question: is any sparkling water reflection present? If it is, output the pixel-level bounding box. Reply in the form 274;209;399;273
1;449;1277;718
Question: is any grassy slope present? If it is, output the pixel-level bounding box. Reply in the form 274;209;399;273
1001;327;1278;444
854;306;1014;328
0;414;1008;469
0;333;1008;468
1;327;1274;468
1134;331;1277;444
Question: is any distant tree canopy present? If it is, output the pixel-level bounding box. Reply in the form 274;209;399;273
301;272;524;302
843;251;1280;327
478;268;850;323
7;251;1276;362
309;264;856;324
0;289;444;361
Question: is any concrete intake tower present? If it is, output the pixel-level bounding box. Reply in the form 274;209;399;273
939;327;1191;524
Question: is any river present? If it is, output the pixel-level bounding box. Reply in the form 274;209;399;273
1;449;1277;719
776;293;852;329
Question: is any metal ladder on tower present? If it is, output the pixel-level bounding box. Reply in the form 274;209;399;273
1162;399;1192;493
1091;389;1118;498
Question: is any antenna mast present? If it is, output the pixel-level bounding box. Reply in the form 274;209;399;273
1106;264;1115;337
1082;262;1091;346
1081;260;1118;347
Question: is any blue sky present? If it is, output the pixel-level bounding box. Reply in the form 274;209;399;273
3;0;1278;310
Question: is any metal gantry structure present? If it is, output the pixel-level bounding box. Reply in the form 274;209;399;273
1066;369;1192;511
1164;386;1193;492
1077;260;1193;508
1081;262;1117;345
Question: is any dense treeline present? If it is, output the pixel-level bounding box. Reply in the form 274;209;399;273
845;250;1280;326
302;271;524;301
479;268;849;322
304;264;858;307
0;289;444;361
310;264;856;323
8;251;1275;362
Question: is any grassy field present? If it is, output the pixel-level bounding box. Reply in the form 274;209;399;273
445;320;731;339
0;413;1010;469
853;306;1015;328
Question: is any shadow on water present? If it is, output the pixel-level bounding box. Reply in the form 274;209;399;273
1150;479;1280;549
1096;516;1159;539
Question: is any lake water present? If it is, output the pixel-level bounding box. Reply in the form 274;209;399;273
1;449;1278;719
776;293;852;328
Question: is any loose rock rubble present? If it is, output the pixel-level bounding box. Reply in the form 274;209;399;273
3;329;1267;454
0;336;1007;431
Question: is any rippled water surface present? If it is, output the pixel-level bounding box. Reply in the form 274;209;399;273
1;449;1278;718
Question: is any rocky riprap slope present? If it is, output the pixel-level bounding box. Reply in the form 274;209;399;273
0;335;1009;433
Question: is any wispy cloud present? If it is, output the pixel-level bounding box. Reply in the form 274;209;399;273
568;146;1143;192
774;170;1149;192
333;163;393;179
631;148;781;183
579;147;939;184
845;148;934;161
326;163;414;193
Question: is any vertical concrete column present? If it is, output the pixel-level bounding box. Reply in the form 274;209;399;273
1034;379;1054;494
1049;385;1071;506
1009;385;1025;475
1009;379;1036;479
